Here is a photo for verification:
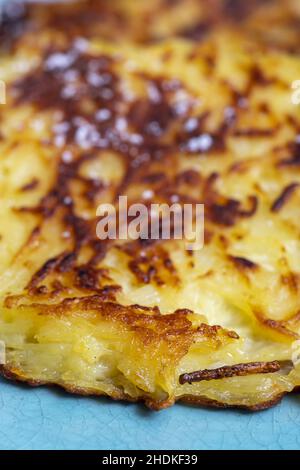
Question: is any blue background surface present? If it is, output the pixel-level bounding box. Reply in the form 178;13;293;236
0;376;299;450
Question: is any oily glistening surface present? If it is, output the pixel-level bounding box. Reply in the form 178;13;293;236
1;0;300;410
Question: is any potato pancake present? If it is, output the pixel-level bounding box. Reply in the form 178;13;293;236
1;0;300;410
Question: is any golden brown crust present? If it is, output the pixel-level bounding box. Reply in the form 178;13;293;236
0;363;289;412
0;364;137;402
1;0;300;411
179;393;286;412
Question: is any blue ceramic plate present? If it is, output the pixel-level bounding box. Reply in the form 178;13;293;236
0;376;299;450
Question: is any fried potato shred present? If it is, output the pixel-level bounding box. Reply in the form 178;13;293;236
1;0;300;409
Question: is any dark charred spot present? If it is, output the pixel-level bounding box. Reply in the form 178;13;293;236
258;103;271;114
179;21;211;42
174;308;194;315
250;65;275;87
18;188;67;218
51;280;65;292
64;213;92;249
175;169;201;186
142;172;166;184
129;259;157;285
234;128;275;138
176;113;226;155
229;255;258;270
82;177;105;203
0;1;28;51
13;50;192;177
281;272;298;293
163;256;177;274
128;97;174;139
35;285;48;295
57;252;76;273
14;51;120;150
210;200;239;226
223;0;271;21
126;244;179;286
278;142;300;167
20;178;39;192
209;196;258;227
271;183;299;213
162;0;181;8
41;0;126;42
127;77;184;144
27;255;62;292
13;69;66;110
98;284;121;299
254;311;299;339
76;265;100;290
179;360;281;384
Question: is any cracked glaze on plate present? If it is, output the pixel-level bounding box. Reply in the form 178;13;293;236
0;377;299;450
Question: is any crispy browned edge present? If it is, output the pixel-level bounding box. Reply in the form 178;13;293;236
1;0;300;411
0;363;294;411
